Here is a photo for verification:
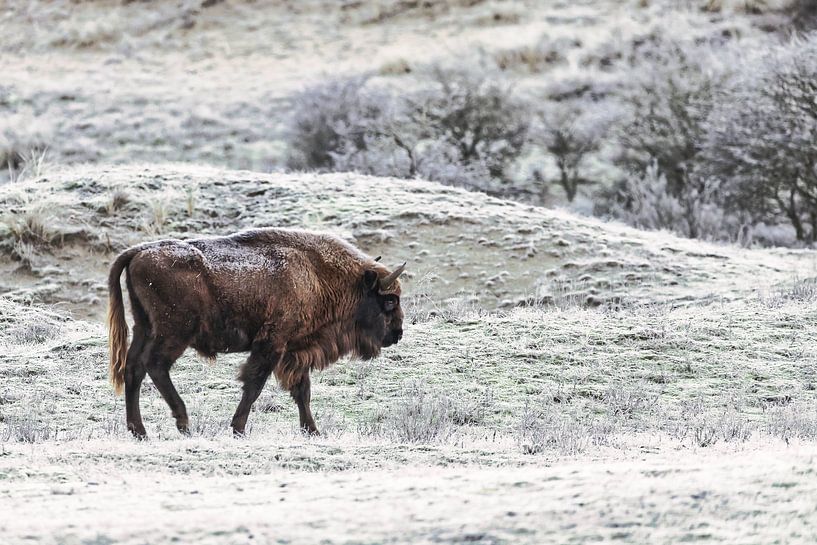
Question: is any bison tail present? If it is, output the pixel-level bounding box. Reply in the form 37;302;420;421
107;248;140;395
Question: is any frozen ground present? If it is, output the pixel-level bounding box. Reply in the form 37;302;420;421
1;1;817;543
2;443;816;544
2;169;817;540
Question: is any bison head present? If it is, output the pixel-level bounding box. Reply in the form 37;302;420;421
356;262;406;357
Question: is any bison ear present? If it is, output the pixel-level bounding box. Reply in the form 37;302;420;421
363;269;379;292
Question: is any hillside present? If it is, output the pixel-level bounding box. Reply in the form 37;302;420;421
0;0;799;178
1;165;817;542
1;164;813;321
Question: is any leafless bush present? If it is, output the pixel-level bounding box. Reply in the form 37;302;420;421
386;382;456;444
598;39;736;240
705;35;817;243
516;402;615;455
766;402;817;441
759;277;817;307
604;162;742;241
285;67;529;192
450;389;495;426
1;414;55;443
285;76;394;171
413;66;529;185
189;412;230;438
668;398;754;446
603;382;659;419
315;407;348;439
7;320;61;344
356;407;387;438
718;408;754;443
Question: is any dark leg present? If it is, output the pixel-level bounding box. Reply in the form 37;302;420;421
144;340;190;435
124;328;148;439
231;350;279;436
290;373;318;435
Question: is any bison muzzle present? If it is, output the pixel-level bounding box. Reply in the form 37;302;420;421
107;228;405;438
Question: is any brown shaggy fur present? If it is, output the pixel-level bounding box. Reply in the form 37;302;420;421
107;228;405;438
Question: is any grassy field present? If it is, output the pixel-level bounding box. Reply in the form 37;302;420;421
2;1;817;543
1;164;816;543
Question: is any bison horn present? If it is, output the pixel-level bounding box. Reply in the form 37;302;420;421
374;256;382;262
380;262;406;291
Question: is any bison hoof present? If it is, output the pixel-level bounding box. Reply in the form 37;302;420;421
301;426;320;436
128;424;147;441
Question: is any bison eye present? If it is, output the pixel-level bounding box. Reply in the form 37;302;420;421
383;295;399;312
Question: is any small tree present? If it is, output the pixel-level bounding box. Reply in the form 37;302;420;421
534;107;606;203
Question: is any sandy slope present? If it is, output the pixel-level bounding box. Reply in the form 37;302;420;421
1;164;814;321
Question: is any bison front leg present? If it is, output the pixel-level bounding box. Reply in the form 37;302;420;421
231;349;279;437
290;373;318;435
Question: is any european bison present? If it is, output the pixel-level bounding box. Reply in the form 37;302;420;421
107;228;405;438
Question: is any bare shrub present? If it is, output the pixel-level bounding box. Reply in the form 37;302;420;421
669;398;754;446
1;414;55;443
766;402;817;441
600;39;736;241
759;277;817;307
7;320;61;344
705;35;817;243
692;421;719;447
189;412;229;438
315;407;348;439
603;382;659;419
285;76;392;171
284;67;530;192
718;408;754;443
413;66;530;186
516;402;615;455
604;161;740;241
386;382;455;444
356;407;387;438
450;389;495;426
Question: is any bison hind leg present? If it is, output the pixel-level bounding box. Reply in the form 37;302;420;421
124;325;149;439
143;337;192;435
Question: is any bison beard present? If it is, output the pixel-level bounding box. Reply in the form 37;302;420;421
107;228;405;438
